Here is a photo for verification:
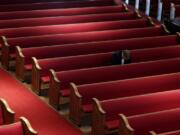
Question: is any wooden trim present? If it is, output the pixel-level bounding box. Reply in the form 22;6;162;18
69;83;82;126
1;36;10;69
122;3;129;12
31;57;42;95
0;98;15;124
147;17;155;26
161;24;170;34
20;117;38;135
15;46;25;81
176;32;180;43
118;114;134;135
135;10;142;18
48;69;61;110
149;131;157;135
92;98;106;135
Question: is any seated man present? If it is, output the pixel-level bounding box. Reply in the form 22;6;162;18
112;50;131;65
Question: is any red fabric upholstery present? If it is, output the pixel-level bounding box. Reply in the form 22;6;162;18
105;120;119;130
53;58;180;94
101;89;180;129
77;72;180;108
162;0;180;11
22;35;178;64
0;107;3;125
7;26;165;54
0;12;137;29
0;0;115;12
0;18;151;38
0;122;23;135
0;5;125;20
158;130;180;135
128;109;180;135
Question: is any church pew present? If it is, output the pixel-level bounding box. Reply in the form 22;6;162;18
92;89;180;135
0;117;37;135
16;34;179;81
0;0;116;12
0;5;128;20
0;98;15;125
0;17;154;39
47;45;180;109
69;72;180;125
2;25;167;69
0;11;140;29
119;109;180;135
150;130;180;135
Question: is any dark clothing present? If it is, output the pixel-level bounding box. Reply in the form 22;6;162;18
111;51;131;65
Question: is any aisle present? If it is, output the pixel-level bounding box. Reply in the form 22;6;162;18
0;68;83;135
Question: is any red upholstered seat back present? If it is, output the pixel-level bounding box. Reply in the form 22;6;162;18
0;107;3;125
128;109;180;135
101;89;180;121
8;26;165;53
0;0;115;12
57;58;180;92
77;73;180;105
131;45;180;62
22;35;178;64
0;12;136;29
0;5;125;20
0;18;151;38
0;122;23;135
38;52;113;77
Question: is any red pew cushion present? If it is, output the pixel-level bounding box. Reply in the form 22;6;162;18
0;122;23;135
41;76;50;84
60;89;70;97
105;120;119;130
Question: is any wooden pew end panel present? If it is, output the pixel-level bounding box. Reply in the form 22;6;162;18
118;114;134;135
0;98;15;124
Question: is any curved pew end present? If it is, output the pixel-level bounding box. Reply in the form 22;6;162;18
0;98;15;124
118;114;134;135
1;36;10;70
92;98;106;135
69;83;83;126
20;117;38;135
149;131;157;135
49;69;61;110
31;57;42;95
16;46;25;81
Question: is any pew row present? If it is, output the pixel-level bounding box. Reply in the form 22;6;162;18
0;17;154;39
0;11;140;29
150;130;180;135
42;44;180;99
0;98;15;125
0;0;116;12
2;25;167;69
0;5;128;20
92;89;180;135
69;72;180;125
119;109;180;135
16;34;180;81
0;117;38;135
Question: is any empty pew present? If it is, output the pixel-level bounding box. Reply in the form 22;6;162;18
69;72;180;125
37;46;180;97
0;117;37;135
0;17;154;38
2;25;167;69
0;11;140;29
0;0;116;12
16;34;180;81
0;5;128;20
119;109;180;135
92;89;180;135
150;130;180;135
0;98;15;125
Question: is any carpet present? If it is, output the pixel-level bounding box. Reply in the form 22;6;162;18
0;68;83;135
